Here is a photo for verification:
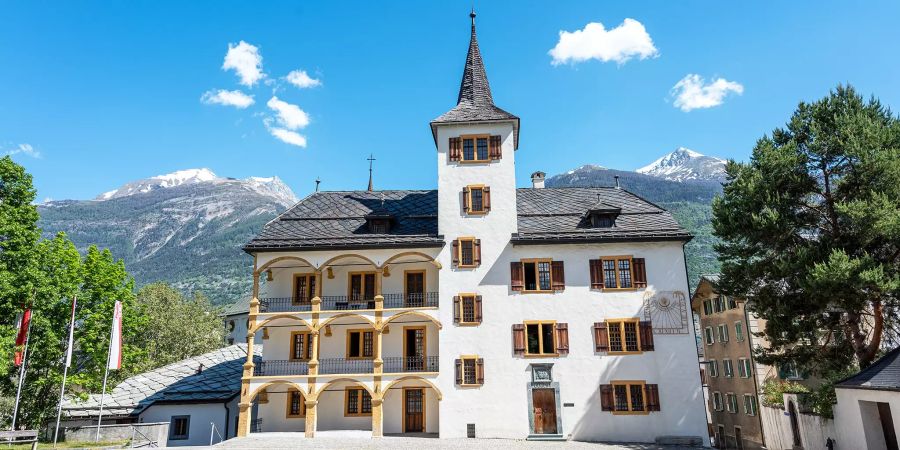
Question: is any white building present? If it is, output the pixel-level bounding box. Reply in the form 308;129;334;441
834;347;899;450
235;11;708;444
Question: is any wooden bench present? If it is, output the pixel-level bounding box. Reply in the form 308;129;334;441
0;430;38;450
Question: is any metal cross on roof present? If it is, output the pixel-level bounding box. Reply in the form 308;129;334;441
367;154;376;191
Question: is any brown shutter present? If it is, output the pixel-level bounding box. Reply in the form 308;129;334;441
600;385;614;411
455;359;463;385
589;259;603;290
475;295;483;323
640;321;655;351
475;358;485;385
489;135;502;160
451;239;459;267
449;137;461;161
510;262;524;291
646;384;660;411
462;187;470;213
551;261;565;291
483;187;491;212
512;324;526;355
594;322;609;352
633;258;647;288
555;323;569;355
473;239;481;266
453;296;460;323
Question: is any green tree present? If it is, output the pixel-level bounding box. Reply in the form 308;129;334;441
133;283;224;371
712;85;900;374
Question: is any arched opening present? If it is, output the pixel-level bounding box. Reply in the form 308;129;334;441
319;254;379;311
316;314;377;376
381;313;441;374
380;377;441;435
248;380;308;434
255;256;317;313
380;252;440;309
313;378;375;433
250;314;313;335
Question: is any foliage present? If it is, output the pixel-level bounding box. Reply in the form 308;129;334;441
132;283;225;371
713;85;900;376
760;378;809;408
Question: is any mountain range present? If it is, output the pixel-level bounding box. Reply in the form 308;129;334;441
36;148;725;304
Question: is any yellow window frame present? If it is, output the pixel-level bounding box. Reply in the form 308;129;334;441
456;236;477;268
292;273;316;304
465;184;488;214
459;354;480;386
347;271;377;300
289;330;314;361
520;258;554;293
457;292;478;326
523;320;558;357
600;255;636;291
459;134;491;163
344;387;372;417
285;388;306;418
345;328;375;360
610;380;649;415
606;318;643;355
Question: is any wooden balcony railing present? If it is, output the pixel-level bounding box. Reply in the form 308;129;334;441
382;356;440;373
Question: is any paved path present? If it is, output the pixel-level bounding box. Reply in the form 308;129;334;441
208;432;705;449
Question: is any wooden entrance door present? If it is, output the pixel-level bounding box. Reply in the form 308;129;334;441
532;388;558;434
404;388;425;433
405;271;425;306
404;327;426;371
735;426;744;450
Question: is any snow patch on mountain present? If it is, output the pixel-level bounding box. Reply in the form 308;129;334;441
636;147;726;182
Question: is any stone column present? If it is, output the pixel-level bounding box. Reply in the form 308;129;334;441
308;330;319;376
374;328;384;374
304;399;318;438
371;397;384;438
374;268;384;310
236;400;252;437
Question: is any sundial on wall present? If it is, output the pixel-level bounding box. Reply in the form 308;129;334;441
642;290;689;334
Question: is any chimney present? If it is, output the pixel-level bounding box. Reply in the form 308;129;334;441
614;175;620;189
531;171;546;189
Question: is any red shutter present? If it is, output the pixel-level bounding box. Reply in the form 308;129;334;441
646;384;660;411
600;385;614;411
453;296;460;323
449;137;461;161
483;187;491;212
462;187;470;213
489;135;502;160
451;240;459;267
473;239;481;266
455;359;463;385
640;321;655;351
512;324;526;355
510;262;524;291
551;261;565;291
475;358;485;385
555;323;569;355
475;295;483;323
589;259;603;290
594;322;609;352
633;258;647;288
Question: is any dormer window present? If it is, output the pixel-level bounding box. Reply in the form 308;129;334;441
586;198;621;228
364;208;394;234
591;213;616;228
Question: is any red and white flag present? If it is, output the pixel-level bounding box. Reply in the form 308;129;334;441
108;301;123;370
64;297;77;367
14;308;31;367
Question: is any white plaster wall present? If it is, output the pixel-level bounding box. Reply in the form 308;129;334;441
835;388;900;450
225;313;258;345
317;381;372;431
139;402;233;447
256;389;306;433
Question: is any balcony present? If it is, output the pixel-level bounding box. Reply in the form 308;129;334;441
320;295;377;311
383;292;438;309
318;358;375;375
383;356;440;373
258;292;439;313
253;360;310;376
259;297;313;313
252;356;439;376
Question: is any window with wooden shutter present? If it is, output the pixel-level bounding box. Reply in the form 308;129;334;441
512;324;525;355
607;319;644;354
451;239;460;267
459;135;490;163
524;321;558;356
456;237;478;267
449;137;461;161
474;295;483;323
609;381;652;414
597;256;645;290
457;356;480;386
464;185;488;214
510;261;524;291
483;187;491;211
473;239;481;266
475;358;485;384
600;385;614;411
639;321;655;351
489;135;502;160
633;258;647;288
551;261;565;291
555;323;569;354
456;294;479;325
593;322;609;352
589;259;604;290
455;359;463;385
462;187;470;213
453;296;460;323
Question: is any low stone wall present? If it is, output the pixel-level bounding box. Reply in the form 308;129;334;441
64;422;169;447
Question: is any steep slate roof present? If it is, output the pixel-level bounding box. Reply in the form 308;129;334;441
243;190;443;252
63;344;261;418
836;346;900;392
430;11;520;148
222;297;250;317
244;187;689;253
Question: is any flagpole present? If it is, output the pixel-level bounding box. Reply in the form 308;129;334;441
10;313;32;431
95;319;114;441
53;296;77;447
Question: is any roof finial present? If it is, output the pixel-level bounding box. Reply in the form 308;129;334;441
470;7;476;28
367;154;376;191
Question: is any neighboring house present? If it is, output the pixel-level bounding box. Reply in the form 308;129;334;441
63;344;261;447
223;297;251;345
834;347;900;450
233;11;708;444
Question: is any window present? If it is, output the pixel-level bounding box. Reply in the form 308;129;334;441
292;274;316;304
724;359;734;378
511;261;564;292
290;331;314;361
456;355;483;385
460;135;489;162
726;393;738;413
715;296;727;312
454;237;480;268
718;324;729;343
346;330;374;359
525;321;557;356
463;185;490;214
348;272;376;302
735;321;744;342
455;294;481;325
780;361;803;380
345;388;372;416
703;299;713;316
708;359;719;378
607;319;641;353
523;259;553;292
613;382;647;414
704;327;715;345
726;296;737;309
169;415;190;440
743;394;758;416
712;392;723;411
602;256;632;289
286;389;306;417
589;213;616;228
369;219;390;234
738;358;752;378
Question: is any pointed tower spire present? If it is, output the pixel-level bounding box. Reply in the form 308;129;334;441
367;154;375;191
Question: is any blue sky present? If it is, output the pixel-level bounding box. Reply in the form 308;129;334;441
3;1;899;201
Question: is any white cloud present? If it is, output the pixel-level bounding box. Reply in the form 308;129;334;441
200;89;255;108
549;18;658;65
671;74;744;112
268;127;307;147
285;70;321;89
266;96;310;130
222;41;265;86
4;143;41;158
